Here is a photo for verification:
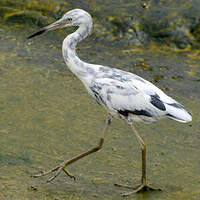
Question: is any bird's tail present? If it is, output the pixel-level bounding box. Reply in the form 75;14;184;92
165;103;192;123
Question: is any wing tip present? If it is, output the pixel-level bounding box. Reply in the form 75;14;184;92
166;111;192;123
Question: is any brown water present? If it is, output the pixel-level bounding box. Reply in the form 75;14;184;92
0;23;200;200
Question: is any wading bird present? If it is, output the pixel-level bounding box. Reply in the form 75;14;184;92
28;9;192;195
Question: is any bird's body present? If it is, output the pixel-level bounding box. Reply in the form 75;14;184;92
61;9;191;124
28;9;192;195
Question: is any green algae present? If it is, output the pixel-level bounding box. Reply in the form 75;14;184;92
2;0;200;49
0;0;68;27
4;10;47;26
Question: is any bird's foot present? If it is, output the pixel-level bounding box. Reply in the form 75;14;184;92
31;163;76;183
114;183;161;196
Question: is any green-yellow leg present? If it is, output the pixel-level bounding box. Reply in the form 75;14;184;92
115;123;161;196
31;115;112;183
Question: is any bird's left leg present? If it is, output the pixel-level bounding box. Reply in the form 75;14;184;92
31;114;113;183
115;122;161;195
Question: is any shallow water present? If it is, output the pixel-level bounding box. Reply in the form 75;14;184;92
0;24;200;200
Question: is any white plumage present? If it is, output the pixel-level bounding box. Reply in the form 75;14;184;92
28;8;192;195
89;66;192;123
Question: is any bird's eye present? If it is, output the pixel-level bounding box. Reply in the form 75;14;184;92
67;18;72;22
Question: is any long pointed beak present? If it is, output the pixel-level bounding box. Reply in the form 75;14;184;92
27;18;66;39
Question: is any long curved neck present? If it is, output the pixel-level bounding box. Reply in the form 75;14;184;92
62;23;93;82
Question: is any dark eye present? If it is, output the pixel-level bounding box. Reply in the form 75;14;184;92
68;18;72;22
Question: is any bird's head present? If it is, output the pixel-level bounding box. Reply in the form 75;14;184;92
27;9;92;39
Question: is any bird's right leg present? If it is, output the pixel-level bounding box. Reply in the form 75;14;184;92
115;122;161;195
31;114;113;183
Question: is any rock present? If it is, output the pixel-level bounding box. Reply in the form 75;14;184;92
4;10;47;26
1;0;200;49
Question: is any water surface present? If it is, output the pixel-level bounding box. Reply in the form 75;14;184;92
0;22;199;200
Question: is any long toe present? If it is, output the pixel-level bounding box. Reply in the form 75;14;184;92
123;184;162;196
115;183;162;196
63;168;76;181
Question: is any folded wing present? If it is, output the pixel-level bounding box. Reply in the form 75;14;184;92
90;71;192;123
